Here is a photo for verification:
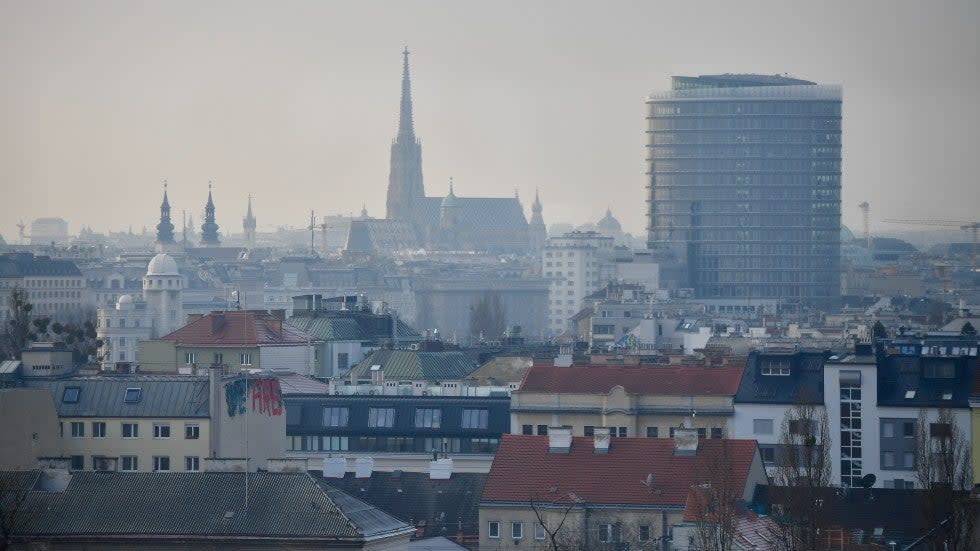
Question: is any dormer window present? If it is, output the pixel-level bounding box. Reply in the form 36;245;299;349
760;359;791;376
124;387;142;403
62;387;80;403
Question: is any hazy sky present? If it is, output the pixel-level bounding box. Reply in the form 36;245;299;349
1;0;978;243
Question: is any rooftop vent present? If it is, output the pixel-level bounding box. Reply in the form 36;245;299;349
548;426;573;453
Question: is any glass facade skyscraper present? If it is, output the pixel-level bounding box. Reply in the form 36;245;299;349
646;75;842;310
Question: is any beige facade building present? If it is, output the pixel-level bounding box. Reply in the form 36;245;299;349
0;388;60;468
511;363;744;439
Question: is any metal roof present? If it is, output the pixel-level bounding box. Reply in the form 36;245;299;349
23;376;210;418
4;471;408;542
348;350;476;382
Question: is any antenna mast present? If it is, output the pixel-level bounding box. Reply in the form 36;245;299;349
309;210;316;257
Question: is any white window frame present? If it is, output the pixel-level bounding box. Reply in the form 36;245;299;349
185;456;200;472
184;423;200;439
70;421;84;438
92;421;106;438
240;352;252;366
511;522;523;540
121;456;138;472
153;423;171;439
534;523;546;540
122;422;139;439
153;456;170;472
488;521;500;539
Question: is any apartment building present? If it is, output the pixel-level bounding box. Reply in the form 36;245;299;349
542;231;615;334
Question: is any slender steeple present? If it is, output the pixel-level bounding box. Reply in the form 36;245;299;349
386;48;425;222
243;194;257;248
528;188;546;252
200;182;221;246
156;181;176;245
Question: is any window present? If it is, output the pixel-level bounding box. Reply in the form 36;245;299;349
71;422;85;437
415;408;442;429
753;419;774;435
240;352;252;366
930;423;952;438
153;423;171;439
760;446;775;464
121;456;138;471
598;524;619;543
70;455;84;471
122;423;139;438
904;452;914;468
924;362;955;379
903;421;915;437
213;353;223;365
537;425;548;435
697;428;707;439
618;427;628;437
585;426;596;437
760;359;791;376
92;422;106;438
368;408;395;428
62;387;80;403
711;427;723;439
789;420;814;435
646;427;659;437
488;521;500;539
511;522;523;539
337;353;349;371
124;387;142;403
183;352;195;365
185;456;200;472
534;523;546;540
462;409;489;429
153;456;170;472
639;525;650;541
185;423;200;439
882;422;894;438
522;424;533;435
882;451;895;468
323;407;350;427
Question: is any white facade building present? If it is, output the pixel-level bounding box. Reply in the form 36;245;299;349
542;231;614;334
142;253;184;338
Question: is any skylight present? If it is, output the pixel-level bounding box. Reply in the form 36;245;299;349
904;390;916;399
62;387;80;404
942;392;953;400
124;387;142;403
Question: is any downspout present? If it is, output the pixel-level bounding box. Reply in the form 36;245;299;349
209;363;221;457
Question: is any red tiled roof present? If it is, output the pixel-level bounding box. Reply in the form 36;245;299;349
159;311;314;347
517;363;744;396
481;435;758;507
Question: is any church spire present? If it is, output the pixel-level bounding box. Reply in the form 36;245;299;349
200;182;221;246
156;180;175;245
243;194;256;248
398;47;415;140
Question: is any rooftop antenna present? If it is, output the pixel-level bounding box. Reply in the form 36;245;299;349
309;210;316;257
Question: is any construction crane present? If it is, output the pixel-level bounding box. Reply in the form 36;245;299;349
882;218;980;271
858;202;871;248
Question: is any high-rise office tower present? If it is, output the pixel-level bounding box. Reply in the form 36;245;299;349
646;75;841;311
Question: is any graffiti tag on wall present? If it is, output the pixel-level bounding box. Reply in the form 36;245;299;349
225;378;283;417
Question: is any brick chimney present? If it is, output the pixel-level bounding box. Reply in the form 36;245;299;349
673;427;699;456
548;426;573;453
593;427;611;454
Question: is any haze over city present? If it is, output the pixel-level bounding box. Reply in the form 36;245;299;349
2;0;978;242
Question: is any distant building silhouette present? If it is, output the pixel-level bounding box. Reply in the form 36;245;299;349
646;74;842;311
199;184;220;247
155;183;176;246
243;194;256;248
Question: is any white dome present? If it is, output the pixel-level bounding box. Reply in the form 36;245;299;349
115;294;135;310
146;253;179;276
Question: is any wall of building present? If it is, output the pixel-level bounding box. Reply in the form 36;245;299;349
260;344;316;374
59;417;210;472
213;376;286;470
0;389;60;468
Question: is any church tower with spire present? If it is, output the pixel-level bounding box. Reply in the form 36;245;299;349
200;183;221;247
155;181;176;247
386;48;425;222
243;194;256;248
528;189;547;252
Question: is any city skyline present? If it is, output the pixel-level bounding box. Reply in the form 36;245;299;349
1;0;978;242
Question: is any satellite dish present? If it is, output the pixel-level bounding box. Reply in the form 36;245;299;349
859;473;877;489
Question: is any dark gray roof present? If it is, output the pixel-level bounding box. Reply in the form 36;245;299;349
320;483;419;541
346;219;418;254
288;312;422;343
23;376;210;418
416;197;529;251
3;471;412;543
734;351;827;404
348;349;477;382
0;253;82;278
876;353;977;408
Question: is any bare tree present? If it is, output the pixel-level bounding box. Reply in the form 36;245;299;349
527;490;580;551
469;290;506;342
1;289;34;360
914;408;974;551
770;390;832;551
689;440;740;551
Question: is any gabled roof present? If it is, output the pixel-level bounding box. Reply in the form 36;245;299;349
517;363;743;396
23;375;210;418
482;435;758;507
348;349;476;382
158;311;315;347
3;471;411;542
0;253;82;278
288;313;421;343
275;372;332;395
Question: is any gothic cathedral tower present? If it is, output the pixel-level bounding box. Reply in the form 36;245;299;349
243;194;257;248
386;48;425;222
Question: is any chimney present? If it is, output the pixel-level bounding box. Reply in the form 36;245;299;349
36;458;72;492
187;313;204;324
266;457;309;473
548;426;573;453
208;364;222;457
323;457;347;478
429;457;453;480
673;427;699;456
593;427;611;454
354;457;374;478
